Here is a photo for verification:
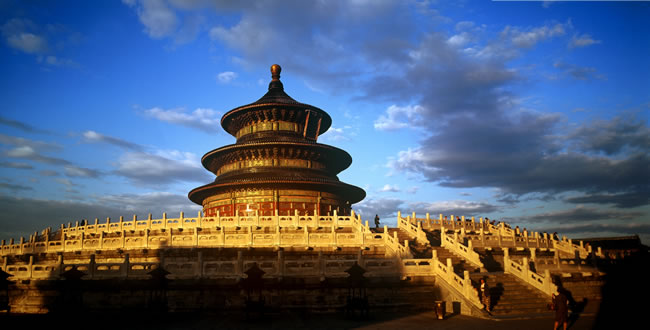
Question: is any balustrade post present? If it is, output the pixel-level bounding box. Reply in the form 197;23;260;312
123;253;130;278
28;255;33;279
446;258;453;282
503;247;510;272
544;269;554;294
530;247;536;262
463;270;473;299
198;251;203;279
432;249;438;262
236;251;243;278
277;250;285;277
57;254;63;277
89;254;95;279
522;257;529;279
304;226;309;247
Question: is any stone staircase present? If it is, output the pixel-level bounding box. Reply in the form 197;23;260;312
471;272;553;318
384;226;601;319
387;228;411;244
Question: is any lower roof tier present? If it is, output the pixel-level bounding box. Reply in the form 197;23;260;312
188;177;366;207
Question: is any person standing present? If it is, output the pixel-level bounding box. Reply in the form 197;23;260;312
480;278;491;312
374;214;380;228
553;291;569;330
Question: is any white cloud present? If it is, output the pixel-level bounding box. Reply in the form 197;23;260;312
320;125;356;142
126;0;179;39
4;145;70;165
64;165;102;178
374;104;425;131
143;107;221;133
113;150;210;186
0;161;33;169
217;71;238;83
210;19;276;55
96;191;202;213
406;186;420;194
6;32;48;54
380;184;401;192
54;178;77;187
0;193;201;239
509;22;566;48
553;61;606;81
82;130;144;151
568;33;601;49
39;55;78;67
1;18;48;54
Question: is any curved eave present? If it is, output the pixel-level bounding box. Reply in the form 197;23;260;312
220;102;332;136
200;141;353;174
188;179;366;205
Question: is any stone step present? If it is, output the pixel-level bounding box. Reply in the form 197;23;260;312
471;273;553;317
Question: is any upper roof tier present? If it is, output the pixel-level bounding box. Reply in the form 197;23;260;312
220;64;332;139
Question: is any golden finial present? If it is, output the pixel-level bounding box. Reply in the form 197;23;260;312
271;64;281;81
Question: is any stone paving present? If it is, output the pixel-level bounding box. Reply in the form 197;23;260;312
1;310;601;330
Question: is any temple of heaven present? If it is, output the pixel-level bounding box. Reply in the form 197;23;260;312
188;64;365;217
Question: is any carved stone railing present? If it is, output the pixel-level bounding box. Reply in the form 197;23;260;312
431;256;483;309
502;248;557;296
408;211;594;262
440;231;483;269
397;211;430;245
0;210;382;256
382;225;412;258
0;250;405;280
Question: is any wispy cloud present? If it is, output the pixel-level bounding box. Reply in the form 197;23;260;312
64;165;103;178
0;193;201;239
113;150;211;186
553;61;606;81
0;116;52;134
374;105;425;131
0;182;34;192
0;161;33;170
5;145;70;165
1;18;48;54
569;33;601;49
217;71;238;83
143;107;221;133
81;130;145;151
380;184;401;192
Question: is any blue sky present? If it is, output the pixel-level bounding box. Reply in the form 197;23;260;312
0;0;648;243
